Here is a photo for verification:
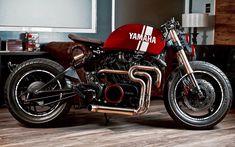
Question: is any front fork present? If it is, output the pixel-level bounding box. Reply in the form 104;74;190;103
169;29;203;97
176;50;203;96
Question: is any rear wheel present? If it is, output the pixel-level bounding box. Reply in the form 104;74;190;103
164;61;233;129
5;58;71;127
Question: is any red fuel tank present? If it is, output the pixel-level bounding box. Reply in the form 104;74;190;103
103;24;165;55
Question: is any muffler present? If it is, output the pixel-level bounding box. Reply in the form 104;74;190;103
104;84;124;104
88;105;136;116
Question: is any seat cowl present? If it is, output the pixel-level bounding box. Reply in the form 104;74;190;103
68;34;103;45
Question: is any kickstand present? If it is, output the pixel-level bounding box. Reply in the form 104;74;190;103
104;113;110;125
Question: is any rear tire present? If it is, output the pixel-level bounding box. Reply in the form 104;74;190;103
5;58;71;127
164;61;233;129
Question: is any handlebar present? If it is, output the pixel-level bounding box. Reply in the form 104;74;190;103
160;18;187;49
161;18;181;30
160;18;193;55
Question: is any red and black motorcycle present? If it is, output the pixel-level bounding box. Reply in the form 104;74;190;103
5;18;233;129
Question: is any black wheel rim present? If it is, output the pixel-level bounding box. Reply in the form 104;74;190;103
173;71;224;120
15;70;62;117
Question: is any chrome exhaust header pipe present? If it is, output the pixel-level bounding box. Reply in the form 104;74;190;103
129;65;162;88
88;105;136;116
90;65;161;116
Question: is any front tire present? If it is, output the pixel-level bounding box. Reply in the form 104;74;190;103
164;61;233;129
5;58;71;127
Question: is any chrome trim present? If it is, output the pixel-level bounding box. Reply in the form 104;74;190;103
15;70;62;117
170;29;182;46
133;71;152;114
98;69;128;75
173;71;224;120
176;49;193;74
89;105;135;116
129;65;161;88
73;52;85;61
176;49;201;91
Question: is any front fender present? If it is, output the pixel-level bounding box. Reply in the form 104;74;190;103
163;61;194;99
164;65;181;99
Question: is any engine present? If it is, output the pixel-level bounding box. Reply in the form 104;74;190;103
83;51;162;109
68;43;164;110
68;43;163;115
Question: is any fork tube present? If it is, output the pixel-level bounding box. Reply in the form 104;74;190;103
169;29;202;93
176;49;202;95
176;49;193;74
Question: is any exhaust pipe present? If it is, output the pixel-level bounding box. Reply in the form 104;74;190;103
104;84;124;104
129;65;162;88
88;105;136;116
90;65;161;116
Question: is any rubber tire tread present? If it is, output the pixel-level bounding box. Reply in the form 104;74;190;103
164;61;233;129
4;58;71;127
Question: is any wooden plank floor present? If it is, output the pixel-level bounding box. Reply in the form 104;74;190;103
0;100;235;147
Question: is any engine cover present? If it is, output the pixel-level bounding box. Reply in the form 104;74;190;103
103;24;165;55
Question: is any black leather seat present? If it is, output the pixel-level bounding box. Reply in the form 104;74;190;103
68;34;103;45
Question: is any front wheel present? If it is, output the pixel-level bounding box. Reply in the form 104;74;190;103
164;61;233;129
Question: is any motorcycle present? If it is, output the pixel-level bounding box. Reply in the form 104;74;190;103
5;18;233;129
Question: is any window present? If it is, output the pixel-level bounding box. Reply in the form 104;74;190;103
0;0;97;33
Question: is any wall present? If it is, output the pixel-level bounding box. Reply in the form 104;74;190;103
191;0;215;45
215;0;235;45
115;0;184;29
0;0;112;44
